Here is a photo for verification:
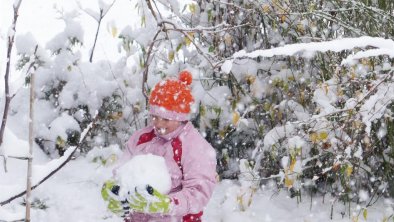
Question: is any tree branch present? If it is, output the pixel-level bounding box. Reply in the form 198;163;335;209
0;0;23;147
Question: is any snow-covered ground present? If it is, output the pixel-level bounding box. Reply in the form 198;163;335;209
0;133;392;222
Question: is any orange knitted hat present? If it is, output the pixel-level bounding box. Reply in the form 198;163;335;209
149;70;194;121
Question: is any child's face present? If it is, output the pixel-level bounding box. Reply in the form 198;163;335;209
151;115;181;135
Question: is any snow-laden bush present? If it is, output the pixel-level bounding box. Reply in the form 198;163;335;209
7;1;394;220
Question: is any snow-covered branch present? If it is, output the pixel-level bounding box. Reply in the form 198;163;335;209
221;36;394;73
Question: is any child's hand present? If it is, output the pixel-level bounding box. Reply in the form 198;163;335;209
101;180;130;217
127;185;171;214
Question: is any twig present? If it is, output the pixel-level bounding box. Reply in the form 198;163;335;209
86;0;116;63
158;20;216;68
142;29;162;101
146;0;158;21
0;155;30;160
0;220;24;222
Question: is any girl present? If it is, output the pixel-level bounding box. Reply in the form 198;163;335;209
102;71;217;222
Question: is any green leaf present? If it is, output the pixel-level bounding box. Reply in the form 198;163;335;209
176;43;183;52
208;45;215;53
208;9;213;22
363;208;367;220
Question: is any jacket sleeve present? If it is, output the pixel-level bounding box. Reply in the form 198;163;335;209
168;137;217;216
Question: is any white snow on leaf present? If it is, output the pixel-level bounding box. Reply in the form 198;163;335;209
279;100;310;121
221;59;233;74
360;82;394;135
48;113;81;142
263;123;295;151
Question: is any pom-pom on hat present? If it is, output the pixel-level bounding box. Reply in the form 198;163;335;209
149;70;194;121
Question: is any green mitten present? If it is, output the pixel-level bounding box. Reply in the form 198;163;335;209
128;185;171;214
101;180;129;216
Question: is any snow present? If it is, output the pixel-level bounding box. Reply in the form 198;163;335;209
15;32;38;54
1;0;394;221
115;154;172;197
0;127;29;158
1;134;392;222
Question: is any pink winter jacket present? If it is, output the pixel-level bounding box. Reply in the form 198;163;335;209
115;121;217;222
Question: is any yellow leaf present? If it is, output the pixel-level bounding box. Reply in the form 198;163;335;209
308;3;316;11
184;32;194;46
110;112;123;120
189;3;196;14
280;15;286;23
106;154;118;165
296;23;304;33
219;130;226;139
246;75;256;84
199;104;206;117
111;26;117;38
310;132;318;143
346;165;353;177
56;136;66;147
263;102;271;111
323;83;329;94
168;50;175;63
237;193;245;211
141;15;146;27
318;131;328;141
224;33;232;45
363;209;367;220
262;4;270;13
350;67;356;80
232;111;240;126
284;175;294;188
289;158;296;171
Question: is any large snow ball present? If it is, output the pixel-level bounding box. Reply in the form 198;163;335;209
116;154;171;197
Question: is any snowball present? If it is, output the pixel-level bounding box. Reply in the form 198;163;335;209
116;154;171;197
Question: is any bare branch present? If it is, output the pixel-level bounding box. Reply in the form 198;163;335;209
86;0;117;63
142;29;162;101
146;0;158;21
0;0;24;175
0;0;23;147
